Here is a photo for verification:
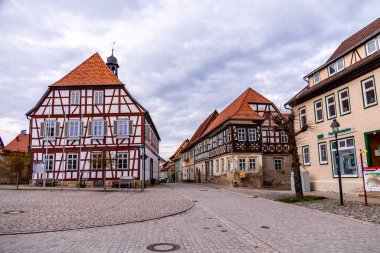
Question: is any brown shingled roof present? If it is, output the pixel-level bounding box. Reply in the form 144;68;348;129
189;110;218;144
5;134;29;153
327;18;380;63
52;52;122;86
202;88;268;136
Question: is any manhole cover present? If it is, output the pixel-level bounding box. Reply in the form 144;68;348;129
200;190;208;191
147;243;180;252
221;230;228;232
261;226;270;229
4;211;24;214
251;196;258;198
193;200;198;202
217;225;222;227
203;227;210;229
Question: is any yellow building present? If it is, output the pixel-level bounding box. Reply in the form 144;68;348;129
286;18;380;193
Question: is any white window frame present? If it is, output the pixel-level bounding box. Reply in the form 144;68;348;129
67;153;78;171
318;142;328;165
94;91;103;105
365;37;378;56
70;90;80;105
274;159;282;170
280;131;288;143
92;120;104;137
361;77;378;108
325;94;337;119
299;107;307;129
45;121;56;138
302;146;310;166
313;72;320;85
68;121;80;138
249;158;256;170
237;128;246;141
314;100;324;123
117;119;129;137
239;158;246;171
117;152;128;170
248;128;257;141
338;88;351;115
328;58;345;76
44;154;54;171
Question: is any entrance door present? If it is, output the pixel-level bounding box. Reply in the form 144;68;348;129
369;132;380;166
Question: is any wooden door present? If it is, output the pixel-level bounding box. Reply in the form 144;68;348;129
369;132;380;166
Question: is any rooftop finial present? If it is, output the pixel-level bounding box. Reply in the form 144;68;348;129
112;41;116;56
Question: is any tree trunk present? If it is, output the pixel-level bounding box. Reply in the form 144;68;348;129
289;113;304;197
16;170;19;190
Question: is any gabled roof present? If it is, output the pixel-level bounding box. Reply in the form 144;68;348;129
52;52;122;86
202;88;268;136
305;18;380;78
5;134;29;153
327;18;380;63
0;137;4;149
169;139;189;161
189;110;218;144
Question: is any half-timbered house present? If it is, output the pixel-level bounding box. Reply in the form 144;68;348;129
26;52;160;187
191;88;292;187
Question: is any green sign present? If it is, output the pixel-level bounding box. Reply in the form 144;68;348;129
317;127;353;140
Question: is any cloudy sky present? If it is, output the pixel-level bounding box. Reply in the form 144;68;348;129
0;0;379;159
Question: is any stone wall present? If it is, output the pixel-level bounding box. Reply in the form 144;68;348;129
262;154;292;189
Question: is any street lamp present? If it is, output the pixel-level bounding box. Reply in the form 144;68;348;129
330;119;344;206
140;144;145;192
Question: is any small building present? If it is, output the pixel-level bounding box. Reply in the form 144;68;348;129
169;139;189;182
286;18;380;193
26;52;160;187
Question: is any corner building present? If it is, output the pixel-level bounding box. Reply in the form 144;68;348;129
286;18;380;193
26;52;160;187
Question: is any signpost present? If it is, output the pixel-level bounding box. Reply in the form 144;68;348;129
359;150;368;206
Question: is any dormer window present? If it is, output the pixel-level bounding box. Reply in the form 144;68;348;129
328;58;344;76
365;37;379;56
313;72;320;85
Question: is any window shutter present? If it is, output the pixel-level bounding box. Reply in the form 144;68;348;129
104;121;108;136
129;120;133;135
40;122;45;137
80;121;84;136
113;121;118;136
88;121;92;136
55;122;60;137
64;122;69;137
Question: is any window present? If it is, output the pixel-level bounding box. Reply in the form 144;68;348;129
226;128;231;142
44;154;54;171
215;160;219;172
365;37;378;55
239;158;246;171
361;77;378;108
67;153;78;171
93;120;104;137
92;153;102;170
338;88;351;115
325;94;337;119
318;143;328;164
94;91;103;105
68;121;80;138
313;72;320;85
274;159;282;170
218;133;222;146
280;131;288;143
45;121;56;138
299;107;306;129
328;58;344;76
302;146;310;165
117;119;129;136
221;159;224;172
314;100;324;123
248;128;257;141
249;158;256;170
237;128;246;141
117;153;128;170
331;137;357;177
70;91;80;105
227;160;231;171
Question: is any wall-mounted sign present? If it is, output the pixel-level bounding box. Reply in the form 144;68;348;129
317;126;354;140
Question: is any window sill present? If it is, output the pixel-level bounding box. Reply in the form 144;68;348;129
92;136;104;140
116;135;130;139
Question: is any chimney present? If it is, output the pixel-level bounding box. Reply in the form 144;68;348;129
21;130;26;136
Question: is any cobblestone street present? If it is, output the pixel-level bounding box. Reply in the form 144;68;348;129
0;184;379;252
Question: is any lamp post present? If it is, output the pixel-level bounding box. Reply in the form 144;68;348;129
330;119;344;206
140;144;145;192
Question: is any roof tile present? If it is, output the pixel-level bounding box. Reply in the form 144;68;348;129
5;134;29;153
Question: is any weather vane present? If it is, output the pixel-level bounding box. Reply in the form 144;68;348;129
112;41;116;55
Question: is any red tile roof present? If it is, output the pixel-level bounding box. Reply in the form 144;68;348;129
189;110;218;144
202;88;268;136
5;134;29;153
52;52;122;86
327;18;380;63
